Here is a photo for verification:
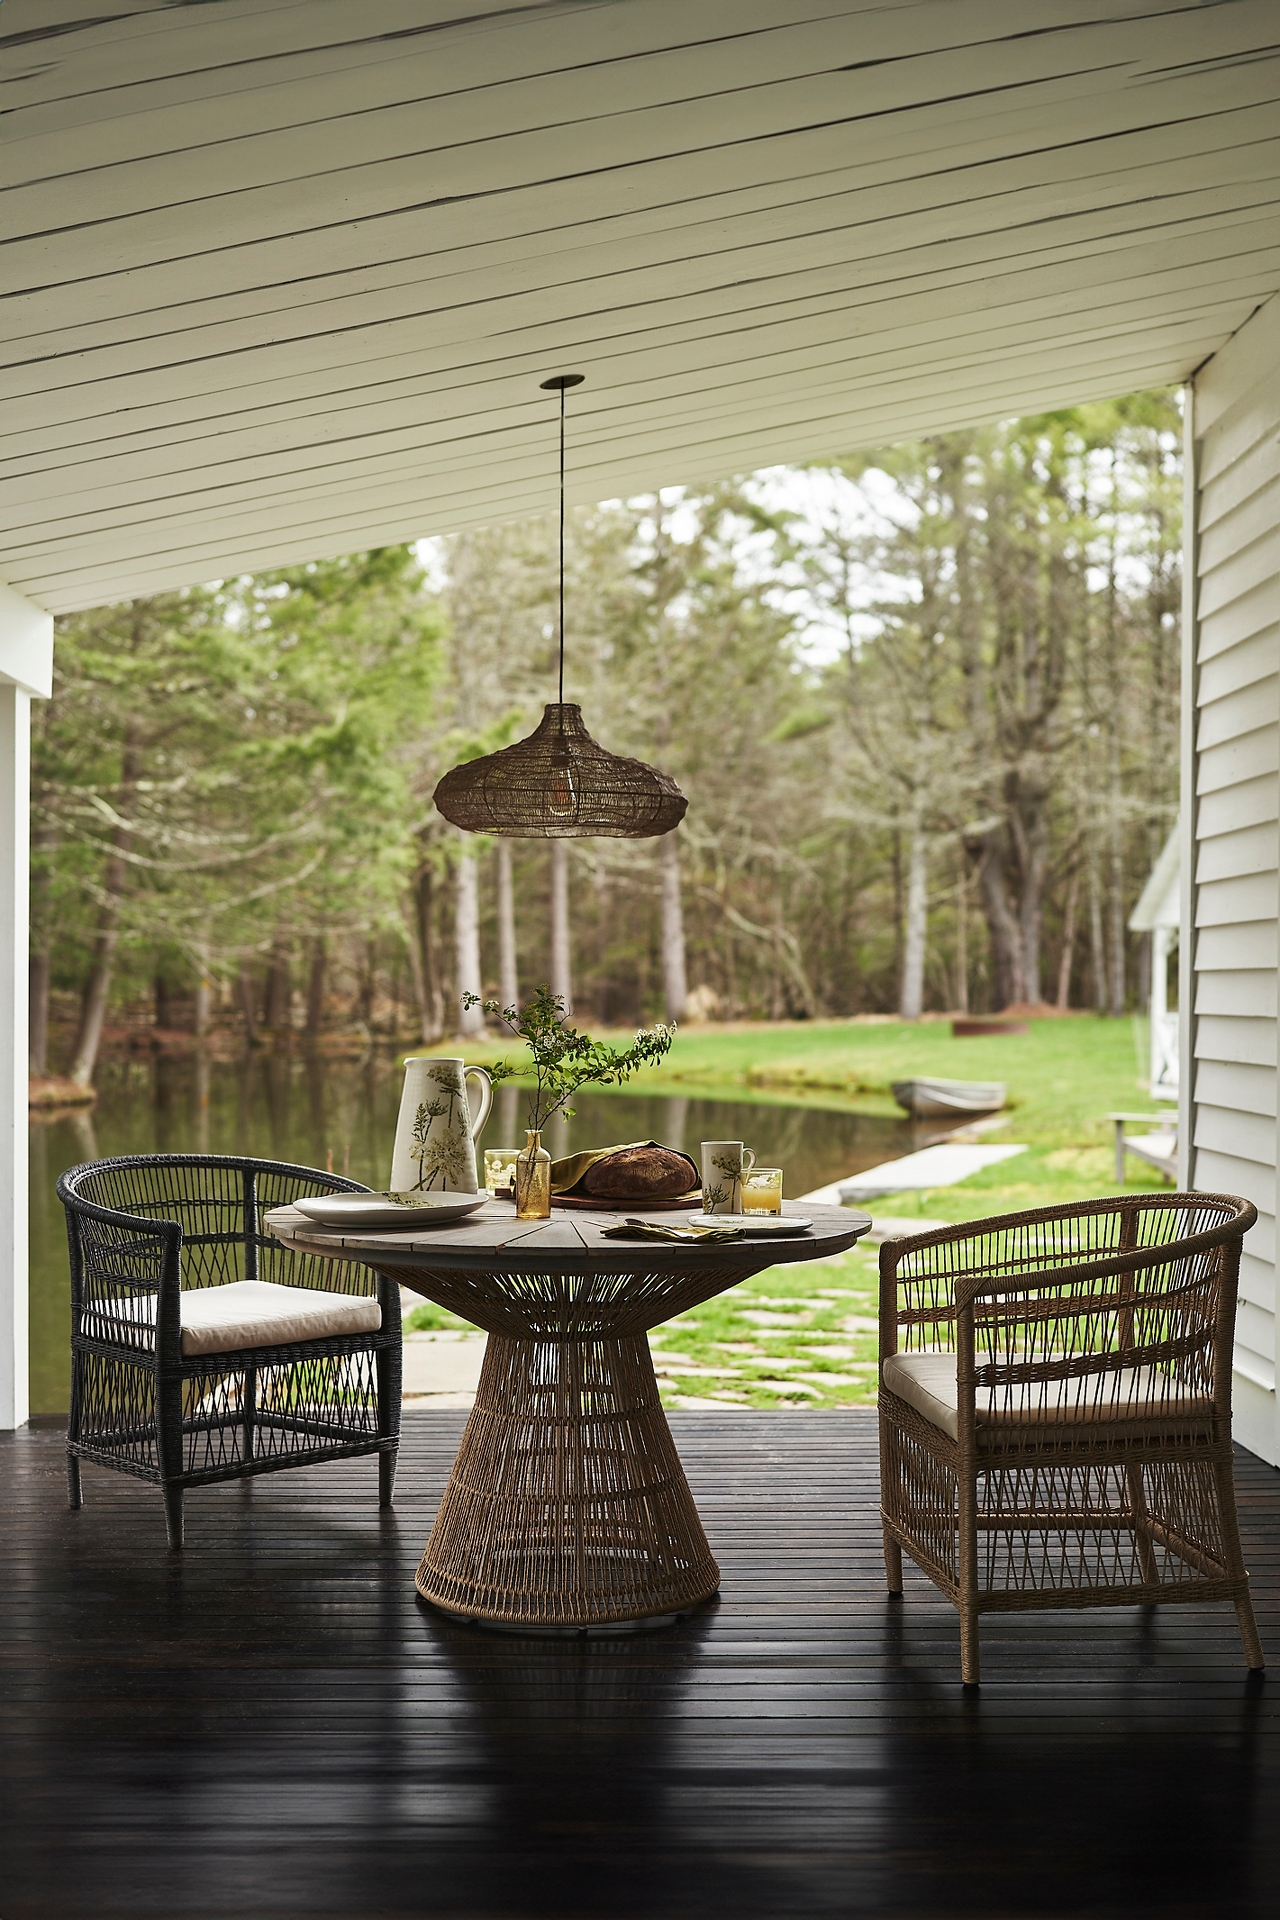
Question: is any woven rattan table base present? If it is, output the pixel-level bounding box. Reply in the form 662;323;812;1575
414;1330;720;1626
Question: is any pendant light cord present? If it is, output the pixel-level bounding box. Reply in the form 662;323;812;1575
557;379;566;710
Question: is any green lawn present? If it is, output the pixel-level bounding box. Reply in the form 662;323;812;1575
410;1013;1172;1408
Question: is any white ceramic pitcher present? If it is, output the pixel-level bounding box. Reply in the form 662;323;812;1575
390;1057;494;1194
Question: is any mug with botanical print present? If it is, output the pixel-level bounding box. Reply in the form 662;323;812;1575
700;1140;757;1215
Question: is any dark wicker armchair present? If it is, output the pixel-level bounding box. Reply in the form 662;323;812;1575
878;1192;1263;1685
59;1155;402;1548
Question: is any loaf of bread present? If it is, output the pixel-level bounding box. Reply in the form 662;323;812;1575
580;1144;699;1199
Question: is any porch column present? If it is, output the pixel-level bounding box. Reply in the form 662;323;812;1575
0;582;54;1431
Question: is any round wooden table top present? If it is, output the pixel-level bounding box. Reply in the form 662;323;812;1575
264;1195;871;1276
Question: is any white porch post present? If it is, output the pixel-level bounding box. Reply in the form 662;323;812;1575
0;582;54;1431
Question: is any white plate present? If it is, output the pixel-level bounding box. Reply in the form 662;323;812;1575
687;1212;812;1236
292;1191;487;1230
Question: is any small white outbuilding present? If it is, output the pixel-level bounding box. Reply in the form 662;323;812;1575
1129;826;1180;1102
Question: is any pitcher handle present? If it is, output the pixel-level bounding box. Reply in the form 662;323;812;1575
465;1066;494;1142
742;1148;756;1177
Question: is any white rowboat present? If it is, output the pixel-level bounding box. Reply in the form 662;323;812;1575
891;1078;1006;1118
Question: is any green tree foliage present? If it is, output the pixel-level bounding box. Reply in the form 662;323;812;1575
33;549;441;1076
31;397;1183;1073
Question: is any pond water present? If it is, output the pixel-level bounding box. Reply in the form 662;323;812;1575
30;1052;919;1415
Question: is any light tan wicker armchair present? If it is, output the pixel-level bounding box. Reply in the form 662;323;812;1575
877;1192;1263;1686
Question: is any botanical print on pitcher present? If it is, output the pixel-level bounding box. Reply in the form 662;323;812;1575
409;1100;470;1190
408;1061;469;1190
390;1057;492;1195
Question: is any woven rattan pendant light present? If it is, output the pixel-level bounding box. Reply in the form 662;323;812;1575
433;375;688;839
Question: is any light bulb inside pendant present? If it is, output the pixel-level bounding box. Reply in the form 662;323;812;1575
547;753;577;821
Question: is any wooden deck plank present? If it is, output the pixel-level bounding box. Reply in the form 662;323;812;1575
1;1411;1279;1919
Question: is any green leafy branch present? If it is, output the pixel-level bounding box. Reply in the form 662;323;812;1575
461;985;674;1132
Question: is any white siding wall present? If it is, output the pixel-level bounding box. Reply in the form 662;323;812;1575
1187;291;1280;1464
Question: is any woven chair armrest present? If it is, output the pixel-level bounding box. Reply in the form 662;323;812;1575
878;1231;959;1359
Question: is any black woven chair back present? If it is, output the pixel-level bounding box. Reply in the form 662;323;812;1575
61;1153;373;1298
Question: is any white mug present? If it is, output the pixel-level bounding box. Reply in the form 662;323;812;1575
390;1057;494;1194
700;1140;756;1215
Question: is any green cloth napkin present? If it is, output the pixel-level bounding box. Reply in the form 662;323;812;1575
600;1219;746;1244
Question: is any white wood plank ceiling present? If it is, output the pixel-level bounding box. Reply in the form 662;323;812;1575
4;0;1280;613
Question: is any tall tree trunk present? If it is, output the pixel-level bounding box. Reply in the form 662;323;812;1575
238;960;259;1046
496;841;519;1012
594;860;611;1024
153;973;171;1030
29;951;49;1077
976;830;1023;1012
1087;841;1107;1012
193;927;213;1038
1056;871;1079;1010
456;844;483;1035
954;852;969;1015
357;938;376;1030
898;821;927;1019
549;840;571;1013
659;831;688;1024
68;727;141;1087
1104;514;1127;1017
889;828;903;1001
1106;776;1127;1016
413;862;446;1042
306;936;326;1038
263;935;292;1033
402;901;430;1042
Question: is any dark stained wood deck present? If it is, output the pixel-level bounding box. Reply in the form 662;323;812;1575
2;1411;1279;1920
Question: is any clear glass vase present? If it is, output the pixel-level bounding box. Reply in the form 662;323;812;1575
514;1128;552;1220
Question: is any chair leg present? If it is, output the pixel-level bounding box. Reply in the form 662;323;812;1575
67;1452;82;1510
1235;1593;1265;1671
1212;1450;1265;1670
958;1459;981;1685
243;1363;256;1464
162;1484;184;1550
375;1294;401;1512
1126;1464;1159;1587
960;1605;981;1687
883;1528;903;1593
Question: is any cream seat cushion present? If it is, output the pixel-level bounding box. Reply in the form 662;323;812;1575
92;1280;382;1357
881;1348;1210;1443
178;1281;380;1357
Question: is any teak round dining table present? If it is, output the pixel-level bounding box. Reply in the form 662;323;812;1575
266;1198;870;1629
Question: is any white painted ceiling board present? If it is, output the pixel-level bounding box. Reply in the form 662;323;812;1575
2;286;1254;533
3;0;1280;612
7;328;1229;609
13;125;1280;408
12;174;1279;441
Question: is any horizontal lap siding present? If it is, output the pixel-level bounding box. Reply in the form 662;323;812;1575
1193;294;1280;1456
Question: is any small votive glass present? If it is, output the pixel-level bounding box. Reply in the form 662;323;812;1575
483;1147;520;1197
742;1166;783;1215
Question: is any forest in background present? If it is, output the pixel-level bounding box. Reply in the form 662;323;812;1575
31;393;1182;1087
